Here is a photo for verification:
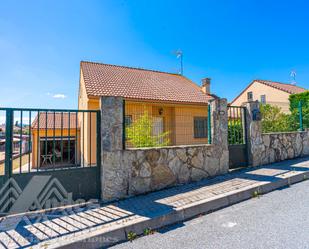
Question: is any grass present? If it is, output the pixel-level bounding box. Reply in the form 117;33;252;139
0;153;32;175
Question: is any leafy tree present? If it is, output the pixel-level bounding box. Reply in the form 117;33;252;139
126;112;170;148
260;104;293;133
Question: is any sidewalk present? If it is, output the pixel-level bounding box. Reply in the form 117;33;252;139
1;157;309;249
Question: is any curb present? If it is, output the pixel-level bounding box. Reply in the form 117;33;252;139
36;170;309;249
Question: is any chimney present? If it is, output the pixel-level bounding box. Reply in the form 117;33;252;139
201;78;211;94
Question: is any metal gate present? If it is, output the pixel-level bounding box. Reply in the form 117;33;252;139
228;106;248;169
0;107;101;215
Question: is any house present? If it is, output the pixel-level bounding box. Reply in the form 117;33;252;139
79;61;214;151
31;61;214;168
31;112;80;168
231;79;307;113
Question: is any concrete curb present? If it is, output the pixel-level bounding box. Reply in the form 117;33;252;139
35;170;309;249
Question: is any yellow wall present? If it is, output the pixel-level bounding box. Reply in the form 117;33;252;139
174;105;208;145
231;81;291;113
78;70;99;166
31;129;80;168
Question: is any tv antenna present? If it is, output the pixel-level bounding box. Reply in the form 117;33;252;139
173;50;183;75
290;70;297;85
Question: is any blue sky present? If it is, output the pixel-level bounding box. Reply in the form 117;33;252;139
1;0;309;111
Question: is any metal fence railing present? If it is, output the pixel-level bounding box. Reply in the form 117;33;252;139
0;108;100;176
123;101;212;149
294;100;309;131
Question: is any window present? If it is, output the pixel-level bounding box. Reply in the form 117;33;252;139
125;115;132;126
194;117;208;138
260;95;266;104
247;92;253;101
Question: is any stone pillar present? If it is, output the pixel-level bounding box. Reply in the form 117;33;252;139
210;98;229;174
101;96;124;152
101;96;129;201
244;101;263;166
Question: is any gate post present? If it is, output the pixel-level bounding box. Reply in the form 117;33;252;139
4;109;13;180
100;96;125;200
244;101;263;166
210;98;229;173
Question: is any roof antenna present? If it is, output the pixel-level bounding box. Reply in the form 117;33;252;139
173;50;183;75
290;70;297;85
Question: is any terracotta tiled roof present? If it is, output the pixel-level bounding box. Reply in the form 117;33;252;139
80;61;213;104
255;79;306;94
32;112;79;129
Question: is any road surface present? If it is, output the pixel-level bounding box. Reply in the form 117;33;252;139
112;180;309;249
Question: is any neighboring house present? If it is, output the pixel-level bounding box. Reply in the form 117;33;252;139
231;79;307;113
31;113;80;168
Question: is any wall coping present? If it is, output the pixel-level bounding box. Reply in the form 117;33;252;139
262;131;307;136
125;143;213;151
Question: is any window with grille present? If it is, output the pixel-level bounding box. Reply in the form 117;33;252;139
260;94;266;104
194;117;208;138
247;92;253;101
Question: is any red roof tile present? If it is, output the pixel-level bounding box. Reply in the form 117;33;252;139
255;79;306;94
32;112;79;130
80;61;213;104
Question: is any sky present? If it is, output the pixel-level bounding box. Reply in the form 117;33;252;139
1;0;309;114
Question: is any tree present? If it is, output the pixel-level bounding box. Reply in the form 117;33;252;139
126;112;170;148
260;104;293;133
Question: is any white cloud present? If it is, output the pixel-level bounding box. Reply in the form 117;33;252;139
52;94;67;99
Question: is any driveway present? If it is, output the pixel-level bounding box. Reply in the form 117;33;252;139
112;180;309;249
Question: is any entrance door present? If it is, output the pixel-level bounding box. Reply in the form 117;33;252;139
228;106;248;169
152;117;164;144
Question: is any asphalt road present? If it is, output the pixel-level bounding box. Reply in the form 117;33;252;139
111;180;309;249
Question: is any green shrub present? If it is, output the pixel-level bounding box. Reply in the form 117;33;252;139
289;92;309;129
260;104;294;133
228;120;244;144
126;112;170;148
289;91;309;110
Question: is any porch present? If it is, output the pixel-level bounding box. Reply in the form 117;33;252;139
124;100;210;148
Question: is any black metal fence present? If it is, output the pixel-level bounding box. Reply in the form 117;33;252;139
227;106;246;145
123;101;212;149
0;108;100;176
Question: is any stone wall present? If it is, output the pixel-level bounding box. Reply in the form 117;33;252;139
244;101;309;166
102;144;228;201
101;97;229;202
255;132;309;166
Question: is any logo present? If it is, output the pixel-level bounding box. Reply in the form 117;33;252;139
0;176;77;232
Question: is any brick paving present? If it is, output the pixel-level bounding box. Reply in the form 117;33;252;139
0;157;309;249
